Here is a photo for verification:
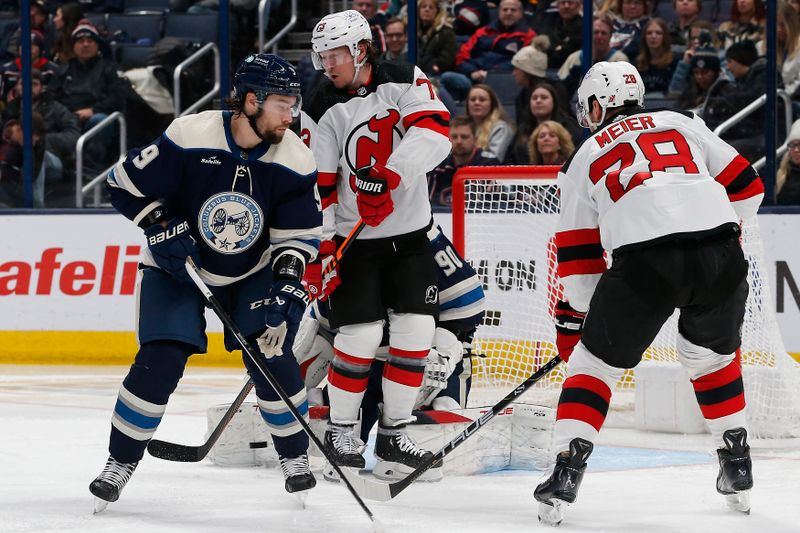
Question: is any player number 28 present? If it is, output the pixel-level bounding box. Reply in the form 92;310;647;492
589;129;699;202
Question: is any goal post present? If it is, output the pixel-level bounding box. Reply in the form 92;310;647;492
452;165;800;438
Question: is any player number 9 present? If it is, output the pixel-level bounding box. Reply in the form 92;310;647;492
132;144;160;170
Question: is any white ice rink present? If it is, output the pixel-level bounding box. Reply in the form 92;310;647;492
2;365;798;533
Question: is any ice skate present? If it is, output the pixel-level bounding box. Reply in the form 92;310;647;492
323;423;365;481
280;454;316;495
89;456;138;513
534;438;593;526
373;424;442;482
716;427;753;514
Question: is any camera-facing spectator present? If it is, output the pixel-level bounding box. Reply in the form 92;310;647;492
718;0;765;51
511;35;571;118
52;2;85;65
427;115;499;208
0;112;61;207
465;83;515;162
381;18;410;65
670;0;703;47
637;18;679;94
417;0;457;75
777;119;800;205
538;0;583;71
601;0;650;60
559;16;629;97
527;120;575;165
443;0;536;100
0;30;57;104
2;0;56;64
510;81;580;163
670;42;726;111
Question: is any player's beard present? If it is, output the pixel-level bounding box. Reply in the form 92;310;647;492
261;126;286;144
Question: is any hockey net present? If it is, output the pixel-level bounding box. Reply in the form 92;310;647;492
452;166;800;438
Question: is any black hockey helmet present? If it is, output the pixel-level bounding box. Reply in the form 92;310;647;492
232;53;301;105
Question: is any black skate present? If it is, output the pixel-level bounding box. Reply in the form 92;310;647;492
373;424;442;482
534;438;593;526
89;456;138;513
280;454;316;499
716;427;753;514
323;423;365;481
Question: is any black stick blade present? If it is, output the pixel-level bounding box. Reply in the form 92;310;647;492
147;439;208;462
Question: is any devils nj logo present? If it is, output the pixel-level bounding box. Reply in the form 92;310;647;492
198;192;264;254
344;110;402;192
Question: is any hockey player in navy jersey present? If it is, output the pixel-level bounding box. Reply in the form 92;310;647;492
301;9;452;481
534;61;763;525
89;54;322;511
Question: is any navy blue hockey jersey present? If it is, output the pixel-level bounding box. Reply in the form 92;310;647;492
107;110;322;286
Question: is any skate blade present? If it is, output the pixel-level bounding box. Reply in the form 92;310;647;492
372;460;443;482
724;491;751;514
538;499;568;527
294;491;308;510
322;462;341;483
93;497;109;514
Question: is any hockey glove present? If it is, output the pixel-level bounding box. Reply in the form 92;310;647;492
554;300;586;363
416;328;464;408
317;239;342;300
257;280;310;358
354;163;401;227
144;218;201;284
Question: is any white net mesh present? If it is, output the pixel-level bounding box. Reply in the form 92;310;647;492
456;171;800;438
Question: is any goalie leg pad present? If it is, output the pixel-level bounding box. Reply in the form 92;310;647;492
110;341;190;463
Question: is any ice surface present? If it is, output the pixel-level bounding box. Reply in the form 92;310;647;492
2;365;798;533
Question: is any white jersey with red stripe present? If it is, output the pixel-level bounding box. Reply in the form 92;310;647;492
301;60;451;240
556;108;764;311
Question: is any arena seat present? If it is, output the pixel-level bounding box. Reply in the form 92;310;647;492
163;13;218;44
106;13;163;43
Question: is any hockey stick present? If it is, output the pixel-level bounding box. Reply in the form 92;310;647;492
182;260;378;524
340;355;564;502
146;220;366;462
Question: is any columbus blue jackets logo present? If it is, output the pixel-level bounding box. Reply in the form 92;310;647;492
198;192;263;254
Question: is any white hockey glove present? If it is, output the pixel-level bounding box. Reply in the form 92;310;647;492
416;328;464;409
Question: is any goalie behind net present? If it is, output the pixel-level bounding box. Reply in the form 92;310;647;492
453;166;800;438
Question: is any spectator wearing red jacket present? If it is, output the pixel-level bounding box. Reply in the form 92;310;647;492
441;0;536;100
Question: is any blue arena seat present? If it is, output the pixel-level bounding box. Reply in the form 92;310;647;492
485;71;519;107
124;0;172;13
106;13;163;43
116;43;156;70
163;13;218;44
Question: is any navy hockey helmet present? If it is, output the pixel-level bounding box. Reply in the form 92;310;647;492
232;53;301;105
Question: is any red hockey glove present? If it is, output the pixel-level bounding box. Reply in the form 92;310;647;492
554;300;586;362
315;239;341;300
354;163;401;227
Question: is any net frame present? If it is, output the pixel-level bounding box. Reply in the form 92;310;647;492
452;165;800;438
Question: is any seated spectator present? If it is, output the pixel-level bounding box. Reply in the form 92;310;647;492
2;1;56;63
465;83;515;162
48;22;126;170
0;30;57;104
443;0;536;100
538;0;583;70
670;41;727;110
0;113;61;207
427;115;499;208
351;0;388;53
3;69;80;173
779;0;800;98
777;120;800;205
603;0;650;60
528;120;574;165
452;0;491;37
670;0;703;48
52;2;85;65
718;0;765;51
418;0;457;75
511;35;570;117
559;16;629;97
637;18;679;94
509;81;580;163
381;18;409;64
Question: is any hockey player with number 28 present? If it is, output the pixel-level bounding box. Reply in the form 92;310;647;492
535;61;763;525
89;54;322;512
301;9;452;481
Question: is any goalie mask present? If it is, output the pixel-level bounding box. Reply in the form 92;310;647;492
311;9;372;85
576;61;645;131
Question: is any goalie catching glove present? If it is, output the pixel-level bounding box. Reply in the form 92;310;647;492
416;327;465;408
354;163;401;227
144;217;201;284
554;300;585;362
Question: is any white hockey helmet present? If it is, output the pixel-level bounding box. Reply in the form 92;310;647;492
576;61;645;130
311;10;372;71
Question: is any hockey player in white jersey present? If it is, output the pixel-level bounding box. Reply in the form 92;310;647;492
301;9;452;480
89;54;321;511
534;61;763;525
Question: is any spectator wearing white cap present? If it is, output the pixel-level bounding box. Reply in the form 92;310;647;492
510;35;570;121
777;119;800;205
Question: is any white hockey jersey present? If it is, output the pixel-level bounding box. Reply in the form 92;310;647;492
556;108;764;311
301;61;451;239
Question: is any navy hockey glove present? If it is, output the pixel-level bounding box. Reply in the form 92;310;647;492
354;163;401;227
257;280;310;358
554;300;585;362
144;218;201;284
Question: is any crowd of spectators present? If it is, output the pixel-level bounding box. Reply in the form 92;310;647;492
0;0;795;208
